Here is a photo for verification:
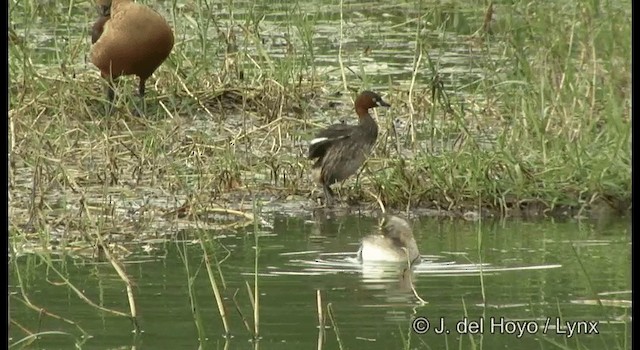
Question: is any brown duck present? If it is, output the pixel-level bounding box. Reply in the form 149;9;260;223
90;0;174;108
308;91;390;205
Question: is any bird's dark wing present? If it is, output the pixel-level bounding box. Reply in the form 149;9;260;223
308;123;355;160
314;123;354;139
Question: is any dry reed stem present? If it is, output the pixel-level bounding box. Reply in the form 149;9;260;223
316;289;325;350
99;241;141;332
10;319;32;336
366;189;386;214
48;261;130;318
231;288;254;335
200;239;230;335
316;290;324;329
402;252;428;305
10;290;87;336
326;303;345;350
75;196;140;329
408;20;423;146
337;0;348;95
251;222;260;339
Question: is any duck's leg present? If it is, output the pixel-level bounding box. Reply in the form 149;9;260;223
103;80;116;115
138;77;146;98
323;184;335;207
136;78;147;116
106;83;115;102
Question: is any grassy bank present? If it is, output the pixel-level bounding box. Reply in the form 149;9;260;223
9;0;631;241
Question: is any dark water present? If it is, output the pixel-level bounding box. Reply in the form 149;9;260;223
10;215;631;349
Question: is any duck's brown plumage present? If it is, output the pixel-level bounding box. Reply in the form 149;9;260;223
308;91;390;205
90;0;174;102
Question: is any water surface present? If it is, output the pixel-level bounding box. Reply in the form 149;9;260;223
10;215;631;349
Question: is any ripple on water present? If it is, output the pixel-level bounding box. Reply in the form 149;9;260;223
261;250;562;281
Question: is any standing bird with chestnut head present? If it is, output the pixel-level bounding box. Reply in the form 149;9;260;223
308;91;391;206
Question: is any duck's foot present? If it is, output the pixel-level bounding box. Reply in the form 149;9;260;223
131;104;145;117
322;185;336;207
132;79;150;117
94;84;116;117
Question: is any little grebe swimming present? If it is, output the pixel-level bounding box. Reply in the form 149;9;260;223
357;215;421;265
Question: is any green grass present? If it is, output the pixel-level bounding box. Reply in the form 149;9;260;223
9;0;631;246
369;1;630;215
